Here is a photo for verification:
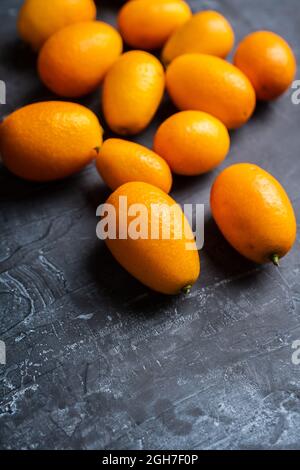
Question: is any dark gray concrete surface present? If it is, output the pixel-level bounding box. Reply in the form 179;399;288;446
0;0;300;450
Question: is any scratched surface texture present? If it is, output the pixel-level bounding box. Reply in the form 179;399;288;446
0;0;300;450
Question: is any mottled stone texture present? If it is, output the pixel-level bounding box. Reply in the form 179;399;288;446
0;0;300;450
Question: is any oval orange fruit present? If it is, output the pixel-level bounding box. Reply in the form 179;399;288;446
162;10;234;65
166;53;256;129
102;51;165;135
118;0;192;50
103;182;200;294
210;163;297;264
18;0;97;51
234;31;297;101
0;101;103;181
154;111;230;175
96;138;172;193
38;21;123;98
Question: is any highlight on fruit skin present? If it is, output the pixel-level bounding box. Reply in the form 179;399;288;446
102;181;200;295
166;53;256;129
118;0;192;50
234;30;297;101
102;50;165;135
38;21;123;98
162;10;235;65
210;163;297;265
0;101;103;182
96;138;173;193
18;0;97;51
153;110;230;176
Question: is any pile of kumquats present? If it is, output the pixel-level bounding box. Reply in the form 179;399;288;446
0;0;297;294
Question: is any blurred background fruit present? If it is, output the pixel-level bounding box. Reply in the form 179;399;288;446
18;0;97;50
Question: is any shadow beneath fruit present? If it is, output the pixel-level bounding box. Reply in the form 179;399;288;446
203;216;261;282
227;101;274;148
0;164;61;200
84;180;111;212
172;171;213;198
250;100;274;123
155;94;179;125
87;241;176;316
0;39;36;73
97;0;124;14
0;162;103;203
